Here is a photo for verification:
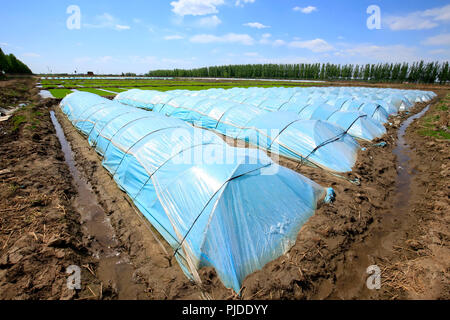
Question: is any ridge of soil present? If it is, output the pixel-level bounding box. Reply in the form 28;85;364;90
374;94;449;299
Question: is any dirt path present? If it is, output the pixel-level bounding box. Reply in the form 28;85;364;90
377;92;449;299
0;79;101;299
327;91;449;299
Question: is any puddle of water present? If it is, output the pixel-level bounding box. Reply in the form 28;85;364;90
39;90;53;99
392;105;430;212
0;107;19;122
95;88;117;94
328;105;430;299
50;110;142;299
0;104;27;122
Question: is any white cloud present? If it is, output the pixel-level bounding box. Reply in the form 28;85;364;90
164;35;184;40
289;38;333;52
74;57;92;64
217;54;319;66
244;52;259;57
429;49;447;55
197;15;222;27
385;14;437;30
273;39;286;46
259;33;271;44
98;56;114;63
423;5;450;22
170;0;225;16
190;33;254;45
259;33;285;46
422;33;450;46
84;13;131;31
130;56;158;64
162;57;197;64
74;56;117;65
386;4;450;31
335;44;419;63
128;55;198;70
293;6;317;14
235;0;255;7
243;22;270;29
115;24;131;30
22;53;40;58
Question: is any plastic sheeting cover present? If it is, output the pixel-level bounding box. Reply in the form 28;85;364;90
115;90;360;172
60;91;327;293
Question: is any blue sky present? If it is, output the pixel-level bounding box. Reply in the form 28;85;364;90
1;0;449;74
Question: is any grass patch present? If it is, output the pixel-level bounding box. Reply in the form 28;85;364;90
129;84;304;91
12;115;26;131
418;128;450;140
48;89;74;99
417;95;449;140
436;104;448;111
77;88;116;96
39;78;325;90
104;87;128;93
9;104;42;132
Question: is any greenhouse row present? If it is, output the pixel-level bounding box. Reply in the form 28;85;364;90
115;87;435;173
42;76;174;80
60;92;330;293
59;85;435;293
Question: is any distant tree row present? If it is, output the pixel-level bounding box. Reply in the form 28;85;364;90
147;61;449;84
0;47;33;75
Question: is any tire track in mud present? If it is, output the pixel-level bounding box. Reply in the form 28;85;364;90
50;110;147;299
326;93;448;300
326;104;431;299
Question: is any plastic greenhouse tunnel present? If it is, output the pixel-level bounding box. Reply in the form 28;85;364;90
60;91;331;293
115;89;361;172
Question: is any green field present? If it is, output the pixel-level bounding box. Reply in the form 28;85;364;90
40;78;324;88
77;88;116;96
104;87;129;93
48;88;74;99
40;77;325;98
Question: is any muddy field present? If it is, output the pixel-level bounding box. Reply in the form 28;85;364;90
0;79;101;299
0;78;448;300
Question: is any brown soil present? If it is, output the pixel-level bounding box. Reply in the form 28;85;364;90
375;95;449;299
1;78;448;300
240;90;448;300
0;78;34;111
0;79;101;299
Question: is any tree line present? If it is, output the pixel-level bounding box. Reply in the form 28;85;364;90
0;47;33;75
147;61;449;84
